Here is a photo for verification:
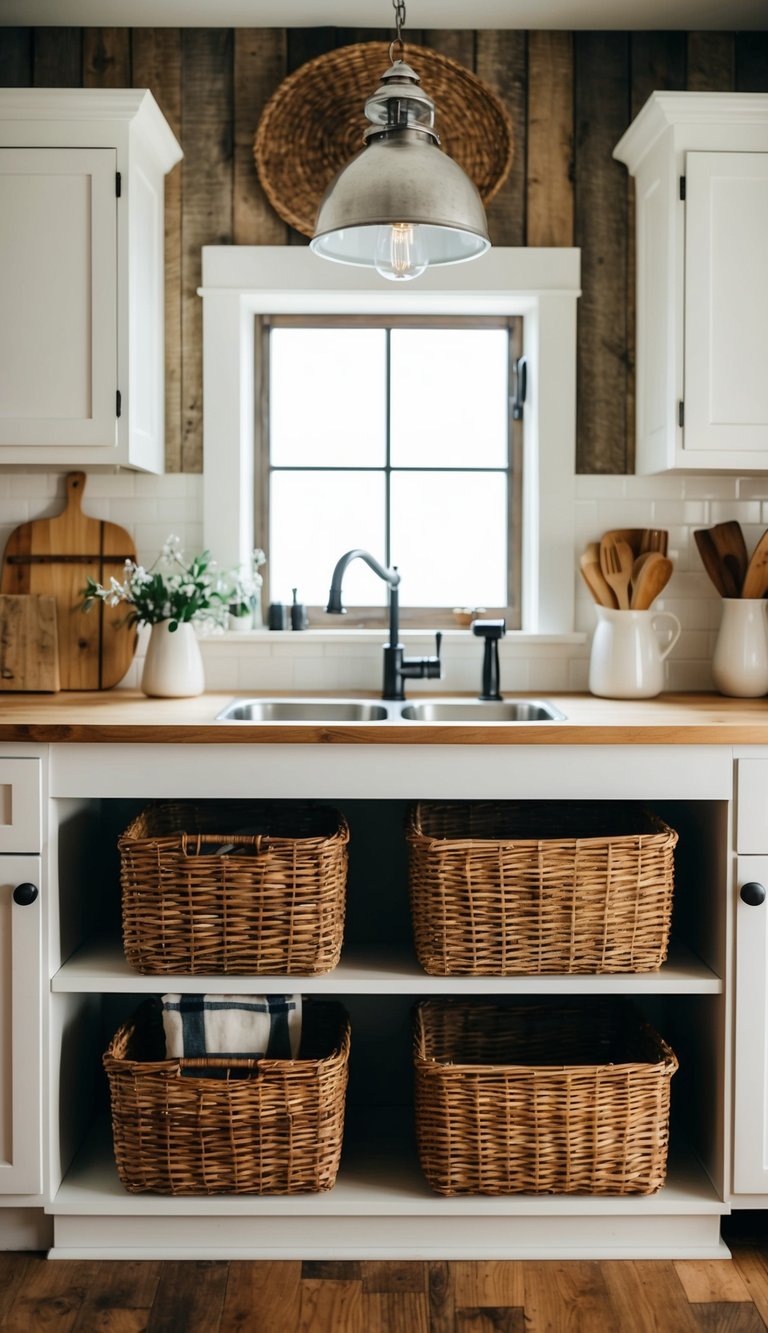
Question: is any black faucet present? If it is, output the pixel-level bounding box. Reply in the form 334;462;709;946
472;618;507;700
326;548;443;700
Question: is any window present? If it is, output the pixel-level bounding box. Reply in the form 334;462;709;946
201;247;579;635
258;316;522;625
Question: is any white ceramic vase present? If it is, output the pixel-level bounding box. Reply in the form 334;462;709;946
589;605;681;699
141;620;205;698
712;598;768;697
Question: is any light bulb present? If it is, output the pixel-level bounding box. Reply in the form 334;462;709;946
374;223;428;282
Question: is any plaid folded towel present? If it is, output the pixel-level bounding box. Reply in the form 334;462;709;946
161;993;302;1060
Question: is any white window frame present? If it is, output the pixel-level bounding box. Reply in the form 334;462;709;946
200;246;580;634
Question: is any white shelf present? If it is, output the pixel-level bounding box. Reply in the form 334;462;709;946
46;1120;728;1260
51;939;723;995
52;1118;725;1219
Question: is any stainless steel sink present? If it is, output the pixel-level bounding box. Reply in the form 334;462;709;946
398;699;566;722
216;698;390;722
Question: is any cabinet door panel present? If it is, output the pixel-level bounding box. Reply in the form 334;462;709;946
0;855;42;1195
734;854;768;1193
736;759;768;853
685;151;768;454
0;759;41;855
0;147;117;448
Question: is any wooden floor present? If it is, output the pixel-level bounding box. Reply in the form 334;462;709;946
3;1219;768;1332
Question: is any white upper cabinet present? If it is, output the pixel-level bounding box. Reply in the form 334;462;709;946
0;90;182;472
614;93;768;474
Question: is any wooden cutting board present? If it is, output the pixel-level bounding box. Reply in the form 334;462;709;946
0;472;138;690
0;595;60;692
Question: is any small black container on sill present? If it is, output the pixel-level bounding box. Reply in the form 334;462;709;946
268;602;288;630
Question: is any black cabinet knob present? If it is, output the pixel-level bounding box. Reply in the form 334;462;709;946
740;881;767;907
12;882;38;906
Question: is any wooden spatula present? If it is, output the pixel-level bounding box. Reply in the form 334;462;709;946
694;528;731;598
742;529;768;599
579;550;616;608
631;553;673;610
710;521;748;596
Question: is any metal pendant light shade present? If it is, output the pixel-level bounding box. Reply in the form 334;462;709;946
310;56;491;281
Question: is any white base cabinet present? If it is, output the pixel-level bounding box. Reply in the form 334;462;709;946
614;92;768;474
0;91;182;472
0;740;746;1259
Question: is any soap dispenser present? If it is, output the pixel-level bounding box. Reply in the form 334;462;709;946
291;588;309;631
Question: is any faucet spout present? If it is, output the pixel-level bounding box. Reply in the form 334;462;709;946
326;548;442;700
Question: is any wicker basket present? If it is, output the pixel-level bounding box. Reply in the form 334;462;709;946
104;999;350;1195
254;41;514;237
119;801;349;975
414;998;678;1196
406;801;678;976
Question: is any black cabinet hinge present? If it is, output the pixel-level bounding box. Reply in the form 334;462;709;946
678;400;684;427
116;389;122;418
116;171;122;198
679;175;686;201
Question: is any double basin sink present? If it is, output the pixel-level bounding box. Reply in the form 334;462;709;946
216;698;566;724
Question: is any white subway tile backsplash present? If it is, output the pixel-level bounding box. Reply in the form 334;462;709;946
739;478;768;500
709;499;762;525
653;499;709;525
684;475;740;500
575;475;626;499
1;466;765;695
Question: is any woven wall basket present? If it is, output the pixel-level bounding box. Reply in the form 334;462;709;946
254;41;514;238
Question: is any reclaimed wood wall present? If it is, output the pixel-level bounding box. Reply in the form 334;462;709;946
2;26;768;475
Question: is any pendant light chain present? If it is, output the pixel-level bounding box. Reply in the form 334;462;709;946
390;0;407;61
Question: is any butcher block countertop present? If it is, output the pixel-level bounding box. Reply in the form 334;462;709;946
0;690;767;744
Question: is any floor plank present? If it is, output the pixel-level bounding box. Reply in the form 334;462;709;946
428;1261;456;1333
523;1259;624;1332
0;1253;34;1322
70;1259;161;1332
2;1258;100;1333
364;1291;430;1332
689;1302;767;1332
452;1262;524;1308
219;1261;301;1332
600;1259;701;1333
297;1278;364;1333
457;1308;527;1332
730;1249;768;1328
361;1261;426;1293
675;1260;754;1303
145;1260;227;1333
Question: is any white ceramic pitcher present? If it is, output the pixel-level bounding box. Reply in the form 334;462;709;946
712;598;768;697
589;605;681;699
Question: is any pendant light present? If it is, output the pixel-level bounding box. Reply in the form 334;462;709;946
310;0;491;282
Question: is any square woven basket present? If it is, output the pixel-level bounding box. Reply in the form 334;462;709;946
118;800;349;975
406;801;678;975
104;998;350;1195
413;998;678;1196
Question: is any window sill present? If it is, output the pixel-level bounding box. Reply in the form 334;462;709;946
200;628;586;648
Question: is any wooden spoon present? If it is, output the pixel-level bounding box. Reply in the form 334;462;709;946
694;528;731;597
710;521;748;596
631;552;673;610
742;529;768;599
599;537;633;610
579;549;617;608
